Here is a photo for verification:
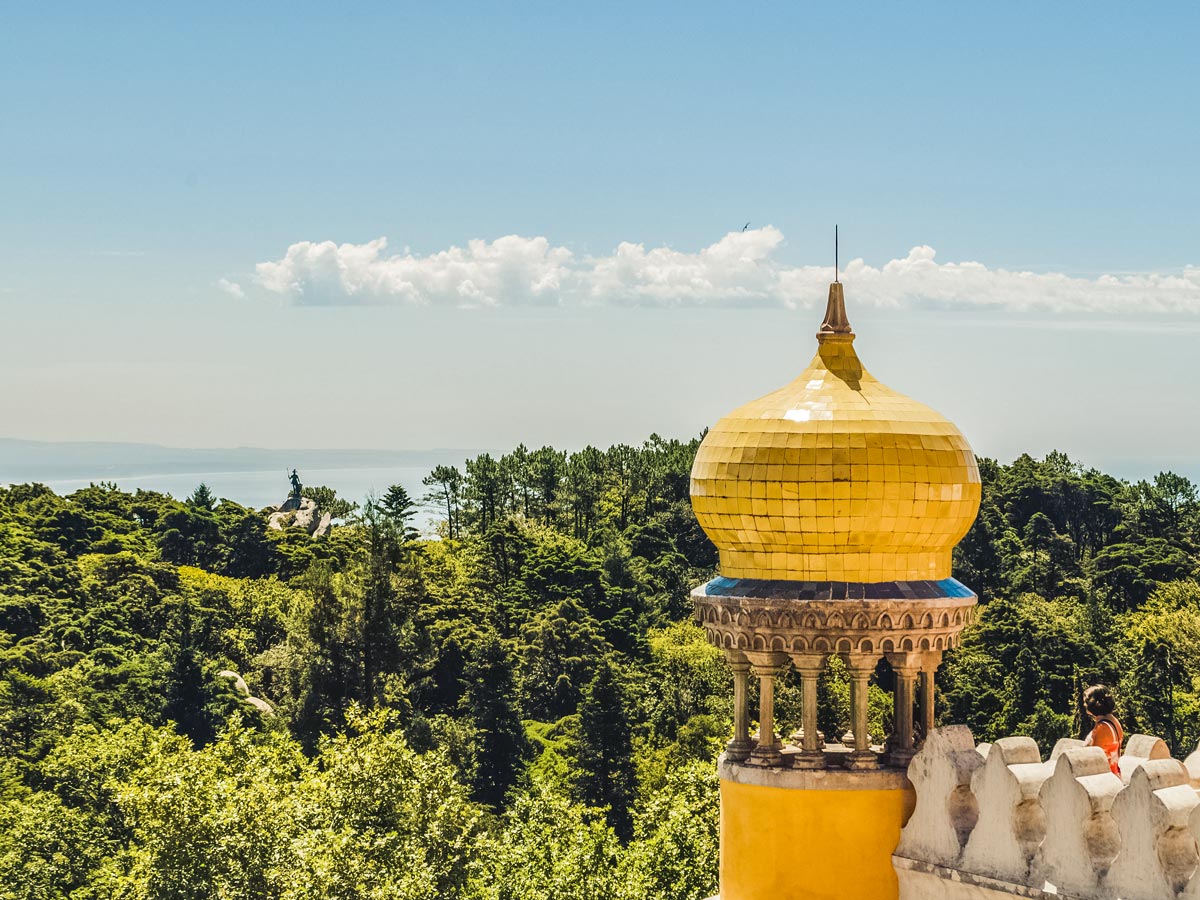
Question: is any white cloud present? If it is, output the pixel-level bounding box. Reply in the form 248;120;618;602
216;277;245;300
589;227;788;307
233;229;1200;313
252;236;572;307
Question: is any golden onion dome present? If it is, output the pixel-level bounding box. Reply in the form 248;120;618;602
690;282;981;583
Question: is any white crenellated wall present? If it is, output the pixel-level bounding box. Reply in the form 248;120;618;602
895;727;1200;900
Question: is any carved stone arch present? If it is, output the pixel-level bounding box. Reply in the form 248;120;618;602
770;635;786;651
934;635;946;651
736;634;749;650
752;634;767;651
881;637;896;652
791;636;810;653
826;613;845;630
900;613;915;629
814;636;832;652
802;613;820;630
719;608;732;625
859;638;874;653
938;611;950;628
920;612;934;628
900;636;914;651
879;613;894;630
919;637;932;651
836;638;852;652
851;613;870;630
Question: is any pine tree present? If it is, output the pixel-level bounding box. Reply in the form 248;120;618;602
187;482;217;511
379;483;420;542
224;511;279;578
360;500;407;704
163;599;217;747
462;635;530;808
422;465;463;539
575;659;636;841
295;562;364;749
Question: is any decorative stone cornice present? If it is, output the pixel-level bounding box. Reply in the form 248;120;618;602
692;577;977;656
718;753;909;792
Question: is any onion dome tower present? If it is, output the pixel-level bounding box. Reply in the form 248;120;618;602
690;281;981;900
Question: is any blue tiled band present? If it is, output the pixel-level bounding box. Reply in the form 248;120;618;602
702;576;975;601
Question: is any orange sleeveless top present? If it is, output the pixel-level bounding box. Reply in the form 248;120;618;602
1088;716;1123;775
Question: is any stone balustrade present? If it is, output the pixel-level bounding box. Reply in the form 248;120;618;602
894;726;1200;899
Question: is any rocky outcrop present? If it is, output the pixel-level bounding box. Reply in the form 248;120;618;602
218;669;275;717
267;497;331;537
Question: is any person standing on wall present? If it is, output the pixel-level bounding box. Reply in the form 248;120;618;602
1082;684;1124;776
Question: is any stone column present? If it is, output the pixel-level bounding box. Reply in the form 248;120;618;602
918;651;942;745
724;651;754;761
745;651;787;766
788;652;827;769
886;651;922;766
843;652;881;770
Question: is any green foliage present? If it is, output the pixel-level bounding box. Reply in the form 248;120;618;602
1115;581;1200;752
461;634;530;808
379;484;421;543
282;710;484;900
0;789;117;899
187;483;217;512
482;782;628;900
576;660;636;840
623;761;720;900
943;451;1200;753
422;466;464;540
301;485;358;522
1;441;1198;893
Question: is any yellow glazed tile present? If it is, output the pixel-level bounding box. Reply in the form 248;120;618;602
690;283;981;583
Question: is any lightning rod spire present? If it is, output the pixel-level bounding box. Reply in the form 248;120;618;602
818;224;852;339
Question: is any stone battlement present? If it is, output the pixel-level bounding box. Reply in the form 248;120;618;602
894;726;1200;900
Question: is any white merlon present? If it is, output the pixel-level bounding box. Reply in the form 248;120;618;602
895;725;983;868
895;727;1200;900
961;736;1046;884
1109;760;1197;899
1037;747;1122;895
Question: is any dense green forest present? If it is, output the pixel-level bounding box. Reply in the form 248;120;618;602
1;439;1198;899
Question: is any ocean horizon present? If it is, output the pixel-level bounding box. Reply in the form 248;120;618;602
0;439;484;525
26;465;435;513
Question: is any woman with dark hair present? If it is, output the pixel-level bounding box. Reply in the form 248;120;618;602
1082;684;1124;775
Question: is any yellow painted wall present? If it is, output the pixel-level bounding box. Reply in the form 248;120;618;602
720;778;915;900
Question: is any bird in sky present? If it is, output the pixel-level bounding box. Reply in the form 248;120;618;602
742;222;750;232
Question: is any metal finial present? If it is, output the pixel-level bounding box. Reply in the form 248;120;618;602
819;227;852;339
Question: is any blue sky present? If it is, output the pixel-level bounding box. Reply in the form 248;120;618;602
2;3;1199;478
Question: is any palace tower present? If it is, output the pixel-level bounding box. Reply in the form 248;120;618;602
689;280;982;900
